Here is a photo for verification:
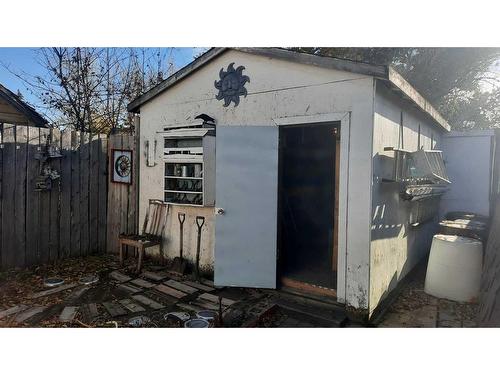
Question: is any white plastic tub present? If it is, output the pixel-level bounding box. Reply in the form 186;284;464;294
424;234;483;303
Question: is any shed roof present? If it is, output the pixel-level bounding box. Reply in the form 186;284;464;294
128;48;450;132
0;84;48;127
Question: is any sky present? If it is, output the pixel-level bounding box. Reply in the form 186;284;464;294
0;47;205;118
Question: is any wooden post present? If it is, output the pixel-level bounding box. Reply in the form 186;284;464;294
1;125;16;268
59;130;72;259
97;134;108;253
70;130;81;257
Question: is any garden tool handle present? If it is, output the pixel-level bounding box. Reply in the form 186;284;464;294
196;216;205;228
178;212;186;224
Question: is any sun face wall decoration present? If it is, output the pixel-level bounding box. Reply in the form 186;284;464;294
111;149;133;184
214;63;250;107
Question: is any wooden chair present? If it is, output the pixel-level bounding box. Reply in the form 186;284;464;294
119;199;170;273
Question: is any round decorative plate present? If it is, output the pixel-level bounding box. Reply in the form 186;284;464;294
115;155;131;177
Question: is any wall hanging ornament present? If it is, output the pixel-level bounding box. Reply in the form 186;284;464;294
214;63;250;107
111;149;133;184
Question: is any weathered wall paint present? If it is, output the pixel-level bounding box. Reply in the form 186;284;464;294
138;49;375;310
369;82;446;315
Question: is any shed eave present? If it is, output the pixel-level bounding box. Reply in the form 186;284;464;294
127;48;228;113
384;67;451;132
127;48;452;132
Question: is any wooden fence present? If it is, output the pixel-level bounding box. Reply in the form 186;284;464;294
106;133;137;254
478;130;500;326
478;197;500;326
0;124;108;270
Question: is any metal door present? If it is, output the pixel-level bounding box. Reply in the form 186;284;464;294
214;126;279;288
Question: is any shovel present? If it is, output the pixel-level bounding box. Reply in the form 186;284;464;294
194;216;205;281
171;212;187;275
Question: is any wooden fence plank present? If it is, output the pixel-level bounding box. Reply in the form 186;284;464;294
70;131;81;257
120;135;129;237
106;134;122;254
59;130;72;259
48;129;61;261
80;132;90;256
14;126;27;268
0;125;109;270
38;128;51;265
106;134;137;256
1;125;16;268
97;134;108;253
127;134;137;241
25;127;40;266
89;134;99;253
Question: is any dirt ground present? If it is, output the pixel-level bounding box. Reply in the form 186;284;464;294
0;255;478;328
375;262;478;328
0;254;350;328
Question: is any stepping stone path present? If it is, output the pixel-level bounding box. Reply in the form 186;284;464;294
192;298;219;311
15;306;47;323
103;301;127;317
0;305;29;319
164;279;198;295
131;295;165;310
119;299;146;313
176;303;203;313
199;293;235;306
183;280;214;292
109;271;132;283
154;284;187;299
65;286;90;303
118;283;143;294
59;306;79;322
80;303;99;324
141;271;167;282
130;278;155;289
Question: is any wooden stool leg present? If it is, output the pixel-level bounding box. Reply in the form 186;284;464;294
159;243;165;264
119;241;124;266
136;245;144;274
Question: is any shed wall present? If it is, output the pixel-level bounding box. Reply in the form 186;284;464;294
439;130;495;218
138;49;375;310
370;82;445;315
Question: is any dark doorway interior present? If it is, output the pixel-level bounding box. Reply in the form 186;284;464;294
278;123;338;290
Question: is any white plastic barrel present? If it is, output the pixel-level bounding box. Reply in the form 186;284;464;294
424;234;483;303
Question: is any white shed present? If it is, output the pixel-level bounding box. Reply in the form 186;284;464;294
128;48;451;318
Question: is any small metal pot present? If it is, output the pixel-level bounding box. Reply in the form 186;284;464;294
196;310;217;322
184;318;209;328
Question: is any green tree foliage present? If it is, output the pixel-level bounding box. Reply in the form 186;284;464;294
293;48;500;129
